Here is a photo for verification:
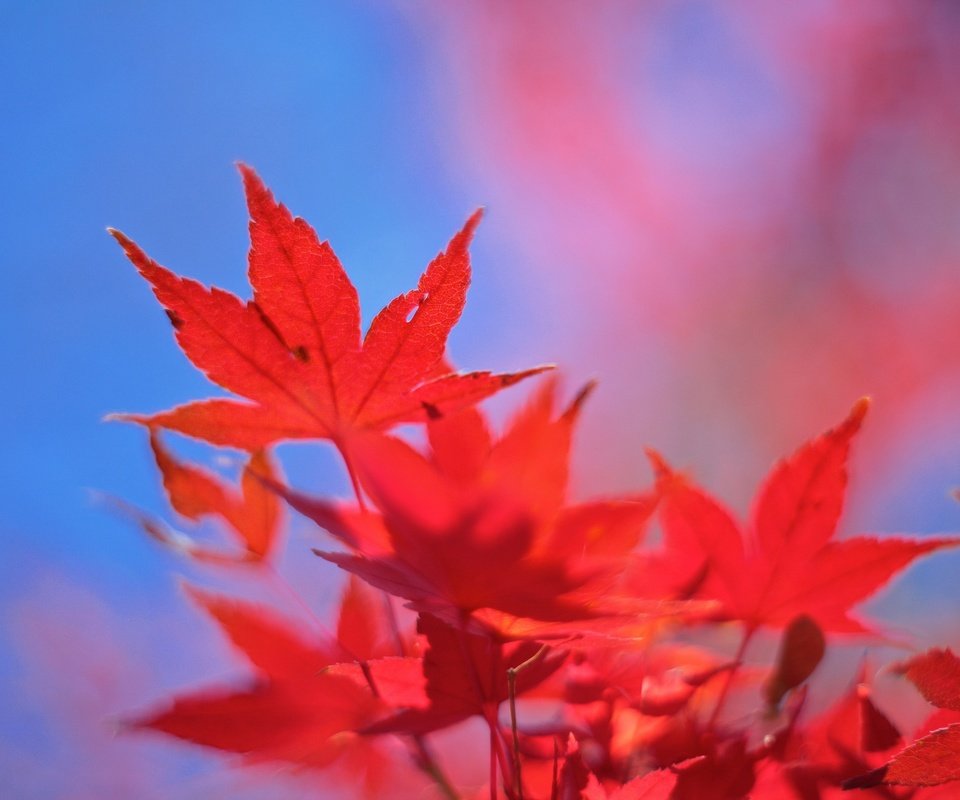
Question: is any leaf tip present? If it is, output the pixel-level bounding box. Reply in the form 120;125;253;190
178;580;215;612
106;227;131;248
847;396;872;431
236;161;264;193
467;206;484;228
103;411;152;427
457;208;484;246
107;228;155;274
563;379;598;421
644;448;672;479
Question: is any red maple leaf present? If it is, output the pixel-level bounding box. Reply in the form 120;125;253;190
632;400;958;633
126;578;437;793
127;585;384;767
276;379;656;626
365;613;565;736
767;663;903;797
559;734;678;800
109;165;546;452
584;771;678;800
845;649;960;789
143;431;282;562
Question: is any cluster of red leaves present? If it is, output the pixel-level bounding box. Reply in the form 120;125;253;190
111;168;960;799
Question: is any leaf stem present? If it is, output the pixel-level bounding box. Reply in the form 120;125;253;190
337;439;368;513
707;624;756;731
454;615;513;797
507;645;548;800
413;736;461;800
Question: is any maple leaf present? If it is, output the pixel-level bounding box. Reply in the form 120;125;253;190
632;400;958;633
563;642;728;721
126;579;443;784
126;585;390;767
104;432;282;565
337;574;393;661
844;649;960;790
669;738;757;800
109;165;547;451
182;585;337;679
364;613;565;736
277;378;657;626
559;734;678;800
774;663;902;797
146;431;281;562
586;771;678;800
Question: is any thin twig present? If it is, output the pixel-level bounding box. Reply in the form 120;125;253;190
707;624;756;731
507;645;548;799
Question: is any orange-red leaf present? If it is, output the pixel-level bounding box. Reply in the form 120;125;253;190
148;432;281;561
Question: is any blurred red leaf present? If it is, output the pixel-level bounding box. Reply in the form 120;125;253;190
282;379;656;626
846;649;960;789
127;586;388;768
365;613;565;736
635;401;958;633
184;585;335;680
148;432;281;561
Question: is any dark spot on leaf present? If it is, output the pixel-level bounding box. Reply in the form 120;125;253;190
165;309;184;329
293;345;309;362
249;301;301;358
422;401;442;420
